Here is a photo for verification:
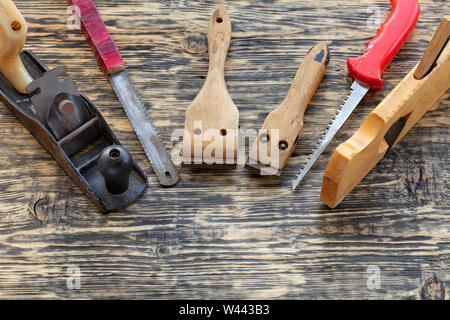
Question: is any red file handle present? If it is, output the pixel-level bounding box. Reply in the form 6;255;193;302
347;0;420;91
68;0;125;75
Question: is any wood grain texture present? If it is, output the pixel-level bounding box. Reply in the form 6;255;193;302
0;0;448;299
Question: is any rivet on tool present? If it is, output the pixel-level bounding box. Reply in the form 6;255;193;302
58;99;75;116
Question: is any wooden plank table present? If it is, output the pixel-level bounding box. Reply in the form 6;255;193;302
0;0;448;299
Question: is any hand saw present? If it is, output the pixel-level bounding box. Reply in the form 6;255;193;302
321;15;450;208
68;0;180;187
292;0;420;190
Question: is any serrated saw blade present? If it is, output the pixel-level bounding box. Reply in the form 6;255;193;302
292;81;369;190
109;71;180;187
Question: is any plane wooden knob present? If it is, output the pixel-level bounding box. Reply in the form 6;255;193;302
0;0;33;94
182;3;239;168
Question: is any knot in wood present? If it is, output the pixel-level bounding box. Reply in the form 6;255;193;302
182;32;208;54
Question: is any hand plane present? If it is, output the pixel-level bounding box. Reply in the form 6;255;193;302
181;3;239;168
321;16;450;208
0;0;147;213
246;42;329;176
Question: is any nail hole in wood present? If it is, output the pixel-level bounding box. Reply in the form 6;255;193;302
11;21;21;31
158;246;166;254
216;17;223;23
194;128;202;135
279;140;289;150
220;129;227;136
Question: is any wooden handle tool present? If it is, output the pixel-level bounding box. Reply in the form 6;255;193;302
246;42;329;176
182;3;239;168
0;0;33;94
321;16;450;208
69;0;180;187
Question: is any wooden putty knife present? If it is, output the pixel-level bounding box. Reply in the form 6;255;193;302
246;42;329;176
181;3;239;168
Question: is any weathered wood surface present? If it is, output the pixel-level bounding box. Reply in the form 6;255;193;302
0;0;448;299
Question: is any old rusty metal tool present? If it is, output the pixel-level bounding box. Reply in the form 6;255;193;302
246;42;329;176
68;0;180;187
321;16;450;208
0;0;147;213
181;3;239;168
292;0;420;190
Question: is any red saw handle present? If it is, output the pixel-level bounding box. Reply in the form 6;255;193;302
68;0;125;75
347;0;420;91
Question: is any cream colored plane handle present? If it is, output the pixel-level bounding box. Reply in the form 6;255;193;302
0;0;33;94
